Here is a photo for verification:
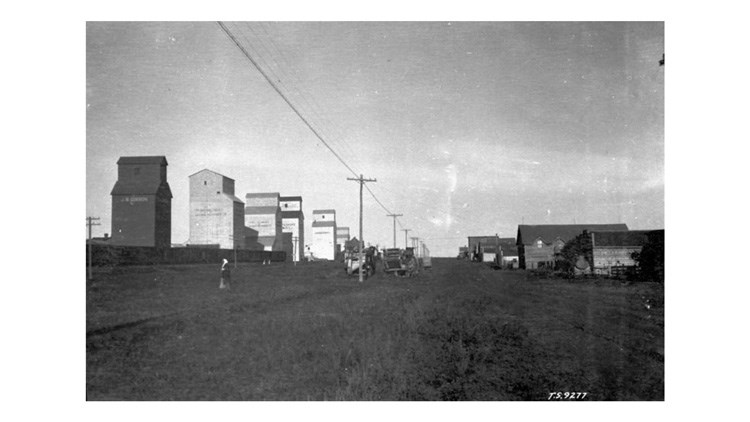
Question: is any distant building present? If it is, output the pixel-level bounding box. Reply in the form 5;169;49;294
110;156;172;247
187;169;244;250
280;196;304;262
588;230;659;276
516;224;629;270
245;193;283;251
498;238;519;269
467;235;510;263
336;226;350;260
336;226;350;249
311;209;336;260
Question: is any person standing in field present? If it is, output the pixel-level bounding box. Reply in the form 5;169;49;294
220;258;231;290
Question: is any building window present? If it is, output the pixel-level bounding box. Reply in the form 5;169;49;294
536;239;543;248
204;181;207;185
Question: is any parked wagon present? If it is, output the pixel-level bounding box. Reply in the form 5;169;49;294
345;245;376;278
382;247;419;277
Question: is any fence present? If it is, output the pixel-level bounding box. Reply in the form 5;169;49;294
86;244;286;267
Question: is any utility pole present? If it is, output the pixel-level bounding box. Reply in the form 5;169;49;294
347;174;377;283
386;213;402;248
86;216;100;240
411;237;420;257
402;228;410;250
292;236;299;266
86;216;100;281
229;234;237;268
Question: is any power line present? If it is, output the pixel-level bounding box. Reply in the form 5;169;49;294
217;22;359;178
364;183;393;215
224;22;401;226
219;22;447;248
242;23;365;171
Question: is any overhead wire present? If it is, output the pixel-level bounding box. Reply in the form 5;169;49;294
217;21;360;178
219;22;452;250
247;22;367;174
239;23;399;219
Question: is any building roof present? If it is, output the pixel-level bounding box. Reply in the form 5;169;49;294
517;224;629;245
223;193;243;204
468;236;499;242
117;156;168;165
590;230;656;247
188;168;234;181
279;196;302;202
483;245;499;253
245;192;280;198
313;209;336;214
500;243;519;256
244;206;280;215
312;221;336;227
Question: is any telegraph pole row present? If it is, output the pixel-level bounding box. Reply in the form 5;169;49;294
347;174;377;283
86;216;100;281
402;228;410;250
386;213;402;248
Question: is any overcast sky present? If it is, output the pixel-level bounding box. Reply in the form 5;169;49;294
86;21;663;257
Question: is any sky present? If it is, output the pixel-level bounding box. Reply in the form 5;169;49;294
86;21;664;257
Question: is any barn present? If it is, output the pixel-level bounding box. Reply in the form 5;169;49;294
280;196;304;262
244;193;283;251
516;224;629;270
187;169;244;250
311;209;337;260
110;156;172;248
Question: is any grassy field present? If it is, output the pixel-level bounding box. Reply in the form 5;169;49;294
86;258;664;401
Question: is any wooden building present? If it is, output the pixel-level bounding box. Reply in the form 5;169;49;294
244;193;283;251
588;230;657;276
516;224;629;270
187;169;244;250
110;156;172;248
311;209;337;260
280;196;304;262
